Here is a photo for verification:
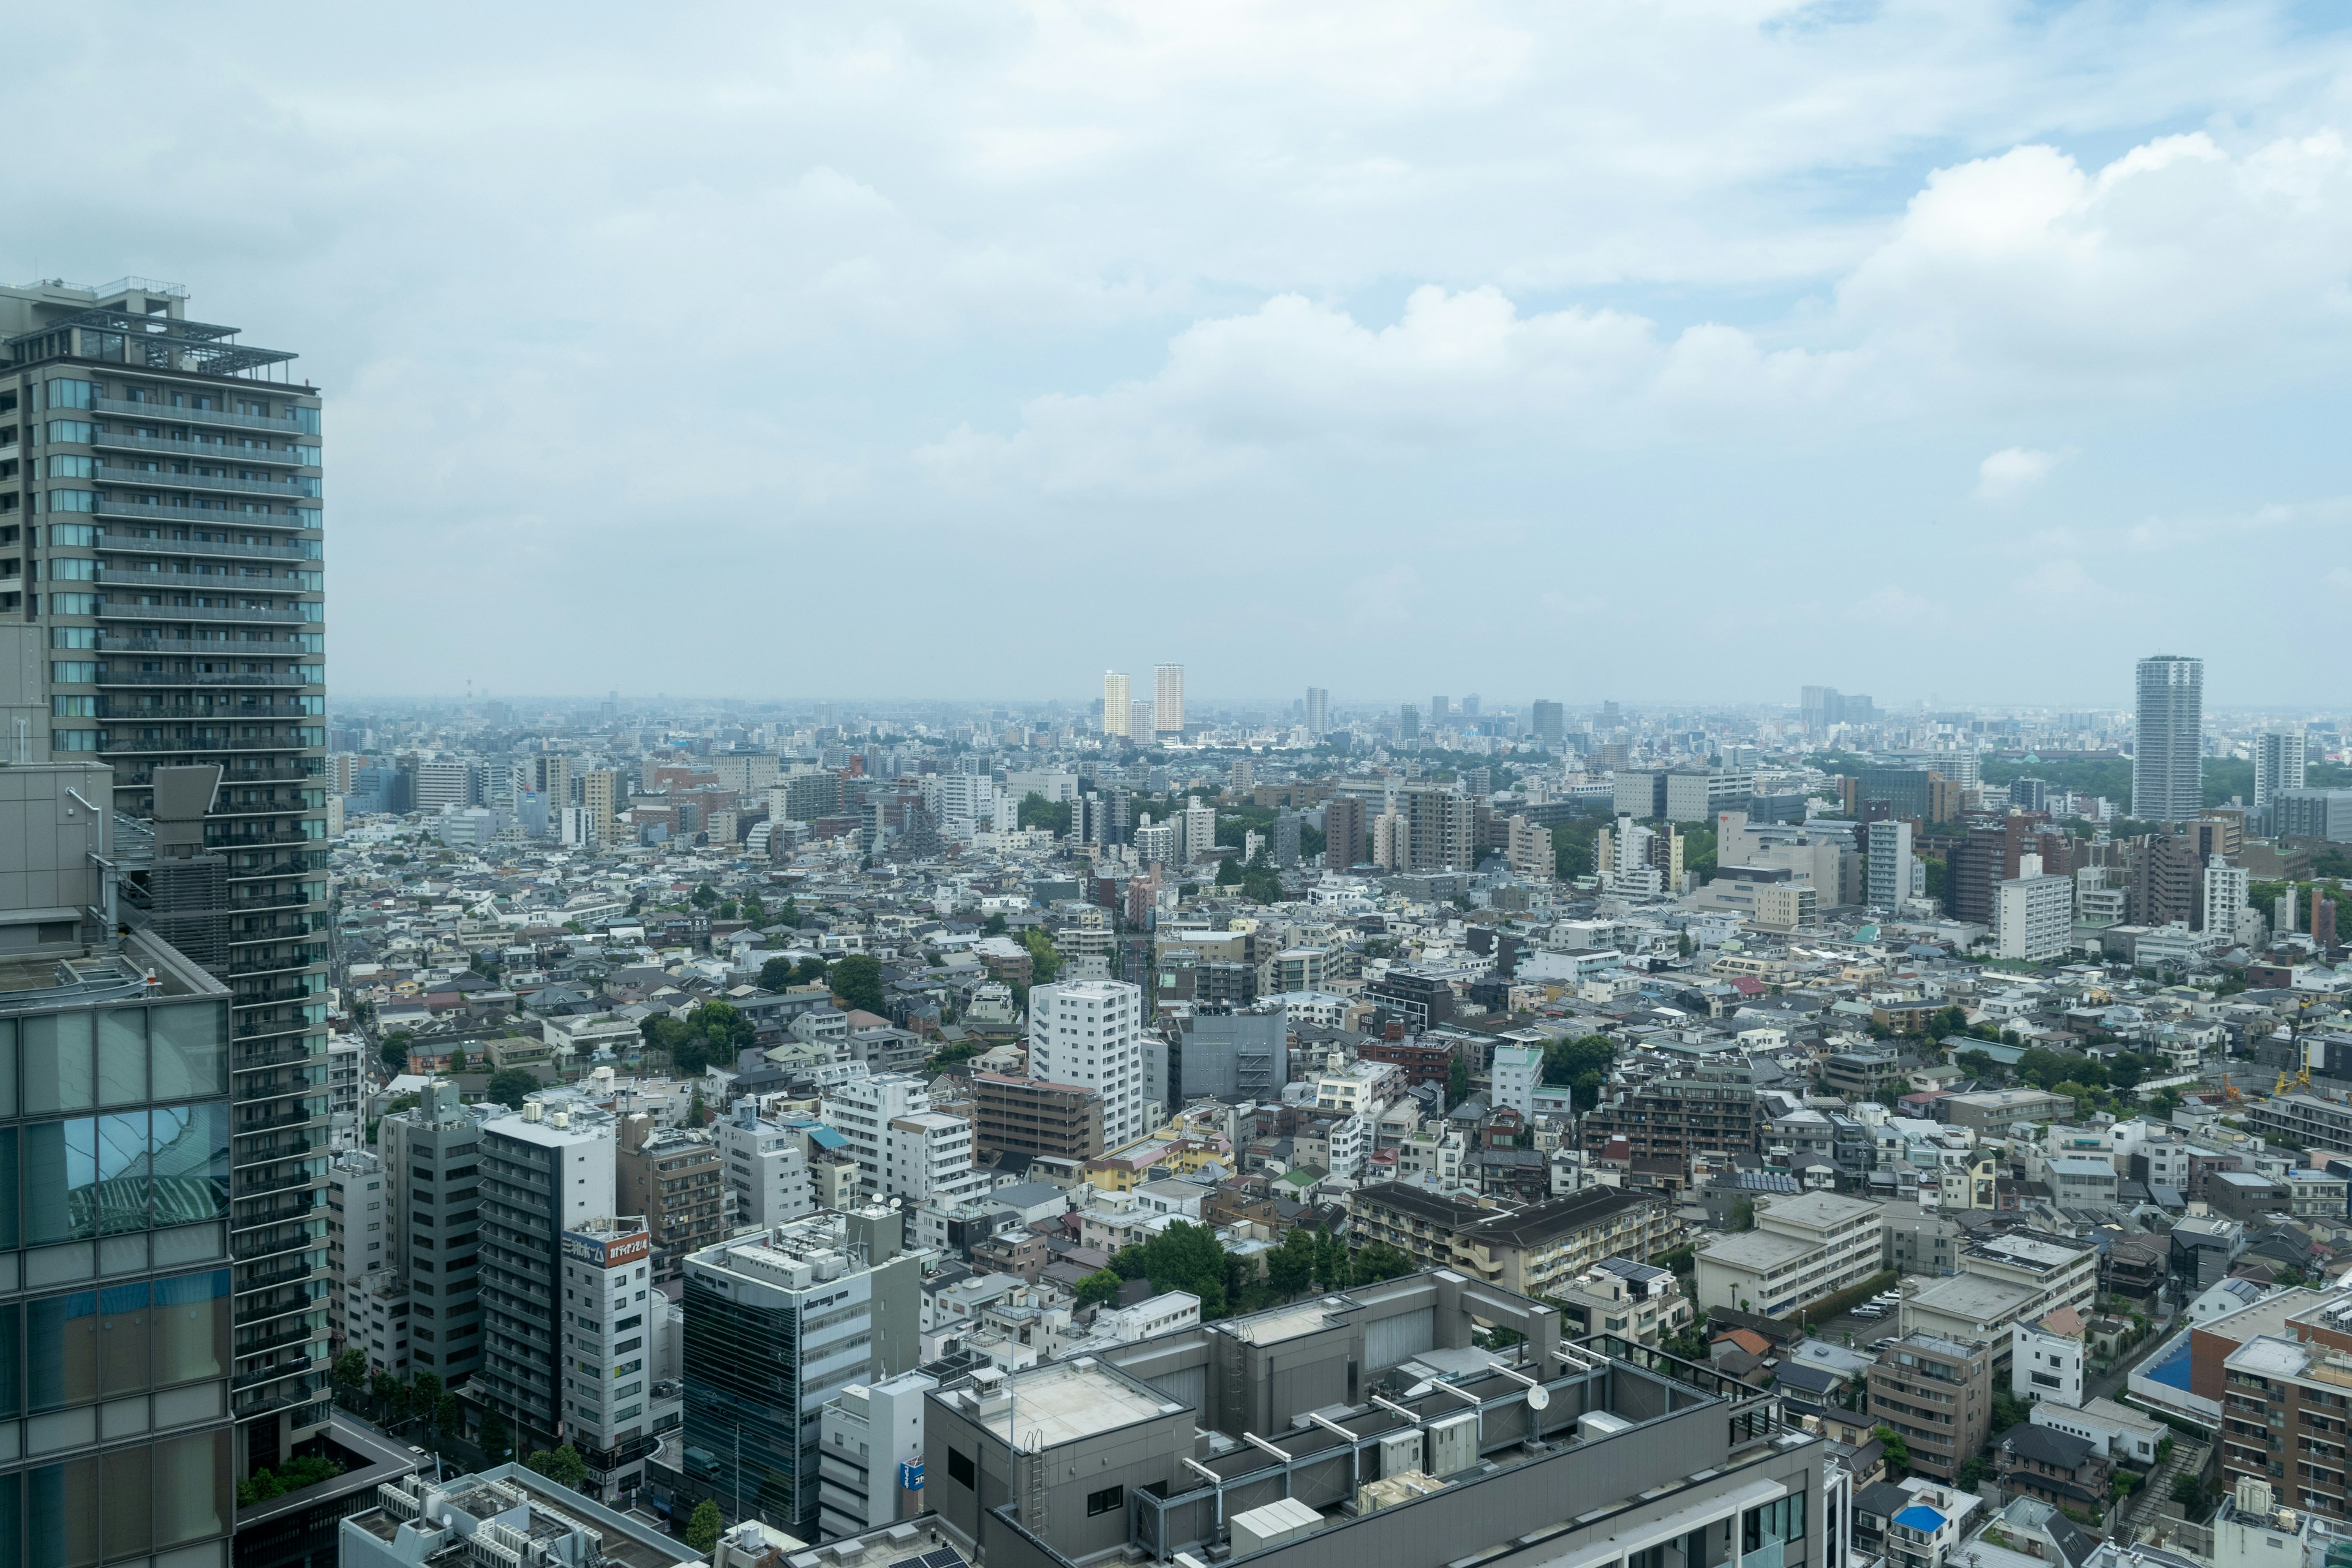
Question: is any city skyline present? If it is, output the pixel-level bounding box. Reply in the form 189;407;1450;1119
8;3;2352;699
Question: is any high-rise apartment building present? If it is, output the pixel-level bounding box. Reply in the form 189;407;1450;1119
2133;655;2204;823
1401;783;1474;872
617;1118;724;1284
1153;663;1185;734
1506;813;1554;881
1398;703;1419;741
714;1103;818;1228
680;1209;922;1539
1102;671;1131;737
821;1073;938;1199
2256;730;2307;815
1028;979;1148;1147
1303;685;1329;736
1324;795;1365;870
474;1093;618;1456
2;280;334;1477
1865;820;1914;911
556;1215;660;1502
580;767;621;847
0;762;241;1565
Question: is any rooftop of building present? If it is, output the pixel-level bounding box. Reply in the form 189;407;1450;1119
341;1464;699;1567
0;926;228;1012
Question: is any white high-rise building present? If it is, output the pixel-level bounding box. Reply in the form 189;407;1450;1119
1182;798;1219;863
821;1073;936;1197
2203;856;2252;943
1155;664;1186;734
1103;671;1131;737
557;1215;659;1496
1865;820;1914;911
715;1102;817;1226
2256;731;2307;813
2133;655;2204;824
1996;854;2075;962
1029;979;1148;1147
1305;687;1330;736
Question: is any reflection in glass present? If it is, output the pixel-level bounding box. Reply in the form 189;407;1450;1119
152;1104;229;1223
151;1428;230;1549
153;1268;228;1385
21;1012;94;1115
96;1008;147;1108
150;1005;225;1101
94;1112;148;1235
103;1444;152;1561
26;1453;100;1568
0;1016;18;1117
27;1290;97;1412
97;1281;149;1398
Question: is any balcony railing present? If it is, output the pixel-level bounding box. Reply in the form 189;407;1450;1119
97;669;313;688
95;497;319;529
96;600;318;625
95;395;317;436
102;734;314;754
103;531;320;563
91;429;312;470
94;461;318;501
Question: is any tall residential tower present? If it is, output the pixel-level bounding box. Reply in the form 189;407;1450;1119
1;277;329;1479
2133;655;2204;824
1153;663;1184;734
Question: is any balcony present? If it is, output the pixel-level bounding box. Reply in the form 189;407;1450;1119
103;733;314;755
98;669;314;688
236;1159;326;1199
235;1313;327;1359
235;1101;328;1137
94;461;318;502
91;429;312;470
95;497;318;529
104;532;320;565
97;566;316;594
229;948;329;976
231;1216;327;1264
235;1272;330;1313
232;1372;327;1420
95;396;316;437
231;1131;325;1169
96;600;318;625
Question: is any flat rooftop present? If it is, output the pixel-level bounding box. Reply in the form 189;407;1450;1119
982;1359;1186;1447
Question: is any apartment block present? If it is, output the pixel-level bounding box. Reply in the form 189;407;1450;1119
558;1215;659;1502
1027;979;1148;1147
1694;1192;1885;1320
1865;1332;1994;1482
714;1102;818;1227
972;1073;1104;1163
818;1370;938;1538
377;1079;490;1383
1347;1183;1684;1297
617;1117;724;1284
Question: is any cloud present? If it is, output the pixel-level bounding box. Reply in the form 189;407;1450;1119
1976;447;2061;502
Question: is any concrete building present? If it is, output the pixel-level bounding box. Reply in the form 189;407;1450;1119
1153;663;1185;734
1401;784;1474;873
973;1074;1104;1163
1506;814;1553;881
617;1117;725;1284
920;1268;1831;1568
2255;731;2307;813
2012;1309;2087;1407
1175;1003;1287;1102
1348;1183;1685;1299
680;1207;924;1540
716;1102;819;1227
559;1215;660;1501
377;1077;491;1384
473;1093;620;1456
341;1463;700;1568
818;1370;938;1538
329;1148;391;1359
1490;1042;1543;1118
824;1072;938;1198
1324;795;1366;870
1866;820;1913;912
1028;979;1148;1148
1103;671;1131;737
2133;655;2204;823
1866;1332;1994;1482
1996;860;2075;962
2274;788;2352;843
1694;1191;1885;1320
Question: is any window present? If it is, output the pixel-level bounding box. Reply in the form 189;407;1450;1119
1088;1485;1125;1517
948;1448;975;1488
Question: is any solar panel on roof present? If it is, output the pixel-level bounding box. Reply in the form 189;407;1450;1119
922;1548;968;1568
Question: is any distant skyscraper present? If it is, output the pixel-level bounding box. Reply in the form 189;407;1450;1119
1461;693;1481;718
1305;686;1330;736
1430;695;1450;724
1531;700;1565;744
1154;664;1185;733
1399;704;1420;741
2256;730;2307;813
2133;655;2204;823
1102;670;1131;737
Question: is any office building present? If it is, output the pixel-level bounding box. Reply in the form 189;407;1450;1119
342;1463;700;1568
2255;731;2306;813
1865;819;1913;911
1531;698;1564;744
680;1208;924;1539
1398;703;1419;741
2274;788;2352;843
4;280;335;1477
919;1267;1826;1568
973;1074;1104;1163
0;761;240;1565
473;1093;619;1456
1506;813;1553;881
714;1103;818;1228
376;1078;491;1384
818;1370;940;1539
822;1073;940;1199
1102;673;1131;737
1152;664;1184;734
617;1118;725;1285
1028;979;1148;1147
1304;686;1329;736
2133;655;2204;823
557;1215;660;1501
328;1149;397;1371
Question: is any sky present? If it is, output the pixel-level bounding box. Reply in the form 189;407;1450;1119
12;1;2352;710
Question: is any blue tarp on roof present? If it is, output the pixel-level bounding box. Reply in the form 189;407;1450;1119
805;1125;849;1150
1893;1506;1947;1532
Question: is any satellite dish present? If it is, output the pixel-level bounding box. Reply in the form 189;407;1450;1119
1525;1384;1550;1411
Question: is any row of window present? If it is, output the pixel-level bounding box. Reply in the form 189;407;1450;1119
43;377;319;432
0;1268;231;1416
0;1425;232;1568
0;1008;225;1120
0;1110;233;1247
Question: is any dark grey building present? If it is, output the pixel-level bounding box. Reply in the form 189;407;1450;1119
2274;788;2352;844
1176;1004;1287;1102
377;1080;491;1384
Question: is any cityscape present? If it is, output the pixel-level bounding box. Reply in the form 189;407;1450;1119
10;7;2352;1568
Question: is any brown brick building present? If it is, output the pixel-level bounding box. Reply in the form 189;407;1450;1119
974;1074;1105;1163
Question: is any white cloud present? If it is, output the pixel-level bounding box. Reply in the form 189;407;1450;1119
1976;447;2061;502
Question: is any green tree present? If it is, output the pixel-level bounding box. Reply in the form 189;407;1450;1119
982;912;1008;937
448;1045;467;1074
742;894;766;923
2172;1474;2207;1514
689;1088;707;1125
332;1348;368;1393
1074;1270;1125;1310
369;1370;397;1406
484;1068;538;1110
1446;1056;1471;1109
1267;1229;1317;1297
779;896;801;927
480;1406;513;1463
793;955;829;986
1017;791;1072;835
830;954;887;1014
685;1499;724;1554
758;956;797;991
1113;1221;1231;1316
1874;1423;1910;1475
1677;931;1694;960
1313;1229;1348;1292
1348;1241;1414;1286
1542;1035;1616;1111
526;1445;589;1490
691;883;719;908
1730;1198;1756;1232
1990;1390;2030;1433
1020;930;1063;986
380;1031;414;1075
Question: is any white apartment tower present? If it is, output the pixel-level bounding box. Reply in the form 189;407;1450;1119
716;1102;818;1226
557;1216;660;1499
1154;663;1185;734
1029;979;1148;1147
1866;819;1914;911
2256;730;2307;813
821;1073;937;1197
1102;671;1131;737
2133;655;2204;823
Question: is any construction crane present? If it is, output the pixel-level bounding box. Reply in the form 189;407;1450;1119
2278;1064;2313;1096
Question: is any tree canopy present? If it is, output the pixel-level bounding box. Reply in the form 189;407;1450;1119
830;953;887;1014
483;1068;539;1110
